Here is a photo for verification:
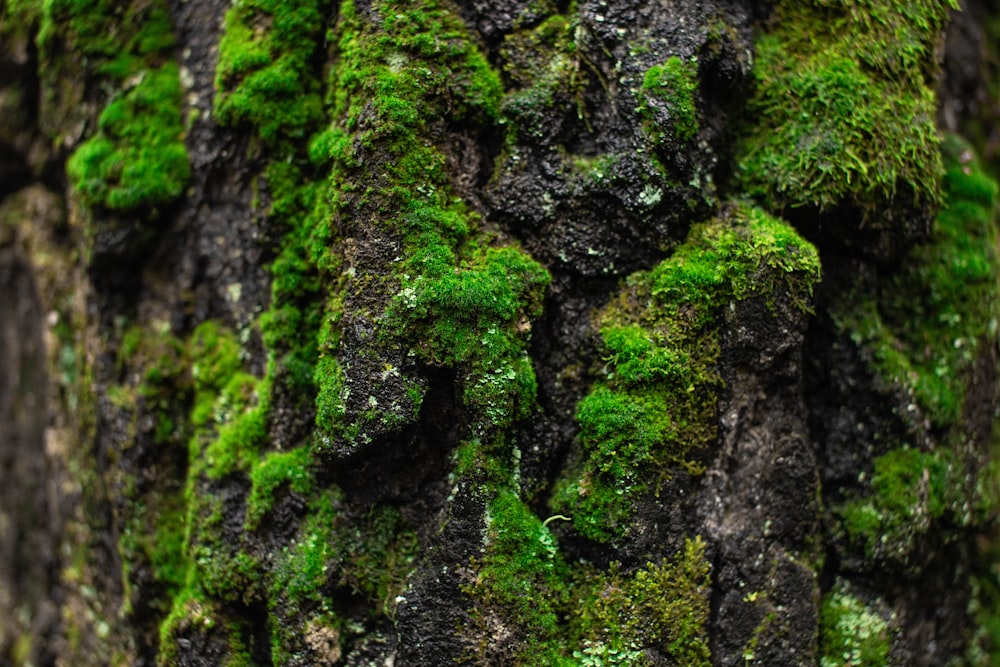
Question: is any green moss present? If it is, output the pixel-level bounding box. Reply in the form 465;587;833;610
837;447;960;566
736;0;953;217
571;537;712;667
389;241;550;433
157;590;253;667
67;63;190;212
470;494;713;666
45;0;190;215
266;489;417;660
214;0;325;143
499;14;583;140
819;586;892;667
306;0;545;453
553;206;821;541
640;56;699;144
40;0;176;72
245;446;313;530
833;135;1000;427
477;489;568;638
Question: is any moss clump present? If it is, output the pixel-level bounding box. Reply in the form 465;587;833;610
157;590;253;667
835;135;1000;427
571;537;712;667
469;492;713;666
39;0;176;74
67;64;190;212
245;446;313;530
472;489;570;663
819;586;892;667
736;0;953;218
305;0;545;453
499;14;583;141
268;489;418;661
837;447;959;566
552;206;821;541
45;0;191;214
640;56;699;145
388;241;550;434
214;0;325;143
187;321;269;479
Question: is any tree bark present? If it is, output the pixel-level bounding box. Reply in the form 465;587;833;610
2;0;1000;665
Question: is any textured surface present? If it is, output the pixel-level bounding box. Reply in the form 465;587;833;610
2;0;1000;665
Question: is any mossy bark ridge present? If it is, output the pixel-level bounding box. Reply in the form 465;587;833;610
2;0;1000;665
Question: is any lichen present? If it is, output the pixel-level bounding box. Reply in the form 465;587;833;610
552;205;821;541
819;585;892;667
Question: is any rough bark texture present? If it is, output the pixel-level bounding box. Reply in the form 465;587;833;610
2;0;1000;665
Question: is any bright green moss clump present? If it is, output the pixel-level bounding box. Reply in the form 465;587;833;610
640;56;699;145
553;206;821;541
306;0;546;452
68;64;190;212
214;0;325;143
45;0;191;214
737;0;953;217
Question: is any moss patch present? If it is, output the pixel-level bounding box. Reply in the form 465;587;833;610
44;0;191;215
834;135;1000;427
552;206;821;541
469;489;713;666
837;447;960;566
67;64;190;212
214;0;325;144
736;0;953;219
304;0;547;455
639;56;699;146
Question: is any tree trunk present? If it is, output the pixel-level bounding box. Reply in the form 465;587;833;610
2;0;1000;665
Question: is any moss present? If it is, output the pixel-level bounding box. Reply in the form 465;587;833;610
40;0;176;72
388;241;550;434
157;590;253;667
67;63;190;212
819;586;892;667
571;537;713;667
214;0;325;144
267;489;417;660
736;0;953;218
552;206;821;541
187;320;271;481
837;447;961;567
640;56;699;145
470;493;713;666
835;135;1000;427
306;0;546;453
476;489;568;639
499;14;583;140
43;0;190;215
245;446;313;530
